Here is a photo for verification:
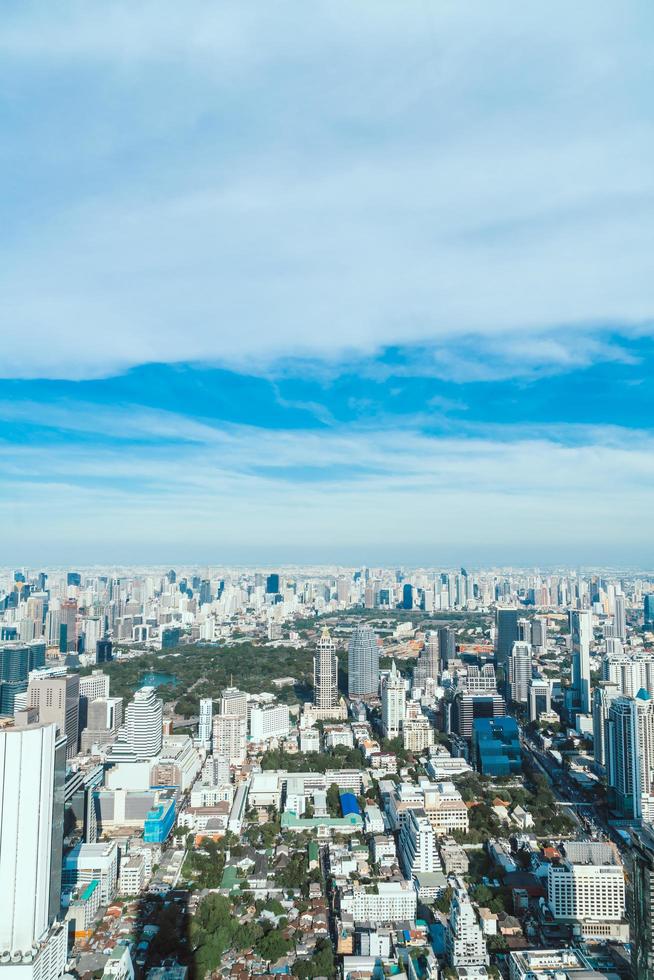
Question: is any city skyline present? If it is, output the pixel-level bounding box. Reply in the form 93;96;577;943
2;2;654;561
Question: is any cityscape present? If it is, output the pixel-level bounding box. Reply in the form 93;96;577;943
3;566;654;980
3;3;654;980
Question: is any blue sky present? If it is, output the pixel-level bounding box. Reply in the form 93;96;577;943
1;1;654;565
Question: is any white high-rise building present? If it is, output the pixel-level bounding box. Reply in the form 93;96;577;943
212;714;246;764
446;878;489;968
602;652;654;698
198;698;213;746
249;703;290;742
399;808;442;877
508;642;532;704
347;624;379;697
381;661;406;738
109;686;163;761
528;677;551;721
547;841;625;923
219;687;247;720
571;610;592;715
79;671;110;702
0;722;68;980
606;689;654;821
313;628;338;710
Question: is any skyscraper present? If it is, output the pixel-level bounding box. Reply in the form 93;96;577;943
347;624;379;697
0;721;67;979
265;573;280;595
446;878;489;968
28;674;80;759
313;628;338;710
495;608;519;673
402;584;413;610
570;609;592;716
645;594;654;629
109;686;163;761
507;641;532;704
198;698;213;746
592;681;619;769
614;592;626;642
630;824;654;980
438;626;456;666
606;689;654;821
381;661;406;737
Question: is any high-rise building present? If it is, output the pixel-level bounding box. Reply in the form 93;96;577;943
450;692;506;740
381;661;406;738
507;641;532;704
399;808;442;877
592;681;619;769
529;677;552;721
212;713;246;764
0;642;30;714
109;686;163;761
570;609;592;716
606;689;654;820
438;627;456;666
28;674;80;759
0;721;68;980
547;841;625;925
644;594;654;629
96;638;113;663
219;686;248;720
614;593;626;642
602;652;654;698
265;573;280;595
347;624;379;697
495;607;519;672
198;698;213;746
630;824;654;980
249;703;290;742
402;584;413;610
59;599;78;653
446;878;489;968
313;628;338;710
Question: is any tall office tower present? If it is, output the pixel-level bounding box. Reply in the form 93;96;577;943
402;584;414;610
121;687;163;761
438;626;456;666
547;841;625;924
645;594;654;629
59;598;78;652
529;677;551;721
78;671;110;731
592;682;619;768
495;607;519;672
445;878;489;968
614;593;627;642
219;686;248;720
570;609;592;715
0;722;67;980
212;713;246;764
507;642;532;704
606;690;654;821
517;618;531;644
381;661;406;737
423;631;441;681
450;692;506;740
0;642;30;714
531;616;548;652
28;674;80;759
630;825;654;980
313;628;338;710
79;697;123;753
198;698;213;746
265;573;280;594
347;624;380;697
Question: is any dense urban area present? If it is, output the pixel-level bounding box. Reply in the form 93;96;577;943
3;565;654;980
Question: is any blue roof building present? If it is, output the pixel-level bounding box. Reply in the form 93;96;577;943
339;791;361;817
473;716;521;776
143;793;176;843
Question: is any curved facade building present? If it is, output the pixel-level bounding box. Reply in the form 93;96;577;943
348;624;379;697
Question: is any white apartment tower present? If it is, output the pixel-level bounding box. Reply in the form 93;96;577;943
399;808;442;877
446;878;489;968
508;641;532;704
313;628;338;710
382;661;406;738
547;841;625;923
198;698;213;746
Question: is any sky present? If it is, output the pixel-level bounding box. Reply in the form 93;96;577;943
1;1;654;566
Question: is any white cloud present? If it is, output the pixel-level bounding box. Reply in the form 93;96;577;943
1;403;653;563
1;1;653;379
